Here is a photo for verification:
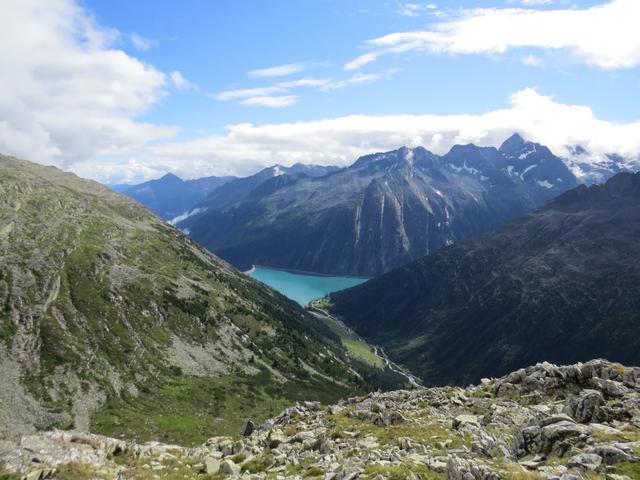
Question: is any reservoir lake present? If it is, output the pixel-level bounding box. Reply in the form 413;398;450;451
248;267;368;305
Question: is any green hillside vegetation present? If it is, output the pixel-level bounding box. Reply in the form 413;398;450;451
0;155;403;445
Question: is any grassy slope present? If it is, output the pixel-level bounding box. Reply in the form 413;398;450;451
0;155;401;444
91;367;354;445
309;302;383;369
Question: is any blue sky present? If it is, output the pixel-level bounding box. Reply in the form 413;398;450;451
89;0;636;129
1;0;639;182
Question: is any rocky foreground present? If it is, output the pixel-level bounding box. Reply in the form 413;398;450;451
2;360;639;480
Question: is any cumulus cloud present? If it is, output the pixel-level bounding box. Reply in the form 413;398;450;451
0;0;176;169
92;88;640;183
346;0;640;70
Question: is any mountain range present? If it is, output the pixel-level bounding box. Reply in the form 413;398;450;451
184;163;342;217
113;173;236;220
177;134;580;276
0;155;401;444
2;150;640;480
566;145;640;184
329;171;640;386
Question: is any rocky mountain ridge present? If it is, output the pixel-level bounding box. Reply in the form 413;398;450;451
329;171;640;386
1;359;638;479
189;164;342;216
115;173;236;220
178;135;579;276
564;146;640;185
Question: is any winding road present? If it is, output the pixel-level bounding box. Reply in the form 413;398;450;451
307;306;422;389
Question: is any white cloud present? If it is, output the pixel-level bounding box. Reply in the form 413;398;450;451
522;54;544;67
344;53;380;71
324;72;395;90
214;79;327;102
91;88;640;183
513;0;558;4
397;3;439;17
215;85;286;101
214;74;390;107
170;71;199;91
130;33;154;51
0;0;176;168
239;95;299;108
248;63;307;78
282;78;332;89
346;0;640;70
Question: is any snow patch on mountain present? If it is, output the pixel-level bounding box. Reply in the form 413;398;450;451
432;187;445;199
449;162;479;175
404;149;414;166
521;164;538;179
518;145;537;160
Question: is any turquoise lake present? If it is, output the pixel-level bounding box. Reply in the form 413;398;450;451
248;267;368;305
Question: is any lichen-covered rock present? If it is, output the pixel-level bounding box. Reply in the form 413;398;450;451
567;452;602;470
446;456;500;480
566;389;605;423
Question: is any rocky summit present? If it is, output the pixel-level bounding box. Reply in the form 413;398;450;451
178;136;579;277
1;360;639;480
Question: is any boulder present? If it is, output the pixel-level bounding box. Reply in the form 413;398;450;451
242;420;256;437
25;468;56;480
495;382;519;398
591;378;629;397
373;411;406;427
267;430;288;448
565;389;605;423
453;415;481;430
303;401;322;411
541;421;589;455
203;457;221;474
446;456;500;480
514;426;542;456
567;453;602;470
219;459;241;475
585;445;634;465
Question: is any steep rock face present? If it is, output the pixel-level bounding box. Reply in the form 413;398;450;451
497;134;579;190
329;172;640;386
0;156;389;443
179;137;579;276
2;360;639;479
